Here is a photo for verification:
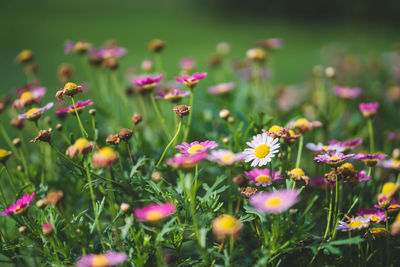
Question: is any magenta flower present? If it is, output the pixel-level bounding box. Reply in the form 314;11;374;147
333;86;362;99
378;158;400;170
14;80;40;95
354;153;387;167
310;178;335;187
88;46;126;59
133;74;164;91
176;140;218;155
155;88;190;103
250;189;298;214
208;149;246;166
76;251;127;267
357;208;386;223
314;152;354;166
2;193;35;216
175;72;207;88
244;168;283;187
18;102;54;121
359;102;379;118
65;40;93;54
327;138;362;152
134;203;175;223
335;217;371;232
387;132;400;141
179;57;196;71
305;142;344;154
355;171;372;183
42;222;54;235
56;99;94;114
166;153;208;169
374;200;400;212
208;82;235;95
13;87;46;109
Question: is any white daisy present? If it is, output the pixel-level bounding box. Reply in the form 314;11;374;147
243;133;280;167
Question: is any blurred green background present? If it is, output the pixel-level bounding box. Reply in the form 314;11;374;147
1;0;399;92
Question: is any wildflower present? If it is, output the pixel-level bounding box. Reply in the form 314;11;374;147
173;105;191;117
18;102;54;121
233;174;248;187
141;58;154;72
65;40;92;54
13;138;21;147
89;46;126;60
106;134;120;145
287;118;322;133
288;168;310;187
243;133;280;167
76;251;127;267
208;82;235;95
250;189;298;214
16;49;34;64
179;57;196;71
92;147;119;168
1;193;35;216
246;48;266;62
41;190;64;205
219;109;230;120
325;67;336;78
56;82;83;100
359;102;379;118
327;138;362;152
254;38;283;50
378;158;400;170
30;128;52;143
89;109;96;116
333;86;362;99
56;99;94;115
166;153;207;169
377;182;399;204
336;216;371;232
42;223;54;235
155;88;190;103
357;208;386;223
343;170;371;184
369;227;387;239
244;168;282;187
176;140;218;155
132;112;143;125
354;153;387;167
132;74;164;92
0;149;12;163
148;39;166;53
238;186;258;197
387;200;400;212
175;72;207;88
212;214;243;240
208;149;246;166
57;63;74;83
391;213;400;235
13;87;46;109
66;138;94;159
151;171;163;183
118;128;133;142
314;152;354;167
120;203;130;213
263;127;300;145
387;132;400;141
305;142;344;154
134;203;175;223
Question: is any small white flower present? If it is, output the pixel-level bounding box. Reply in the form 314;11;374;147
243;133;280;167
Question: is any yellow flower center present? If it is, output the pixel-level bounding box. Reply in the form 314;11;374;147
289;130;295;136
74;138;89;149
254;144;270;159
268;125;282;134
26;108;39;117
389;204;400;210
218;215;237;230
221;153;235;165
14;205;29;215
146;210;164;222
322;146;329;151
290;168;305;177
341;163;354;171
348;221;363;228
382;182;398;197
142;83;156;90
392;160;400;168
0;149;9;157
64;82;78;91
20;91;33;100
264;197;282;209
255;175;270;184
295;118;309;128
364;215;379;223
329;156;341;161
92;255;110;267
98;147;116;159
370;227;386;234
187;144;205;154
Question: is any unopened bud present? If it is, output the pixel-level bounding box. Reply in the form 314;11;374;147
56;123;63;131
120;203;130;212
19;226;27;234
222;137;229;144
89;109;96;116
13;138;21;147
42;223;53;235
152;171;163;183
227;116;235;123
219;109;230;120
132;112;143;125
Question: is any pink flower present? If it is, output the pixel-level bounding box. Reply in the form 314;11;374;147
179;57;196;71
56;99;93;114
13;87;46;109
244;168;282;187
327;138;362;152
132;74;164;91
155;88;190;103
208;149;246;166
250;189;298;214
42;222;54;235
387;132;400;141
175;140;218;155
134;203;175;222
175;72;207;88
354;153;387;167
357;208;386;223
88;46;126;59
166;153;208;169
18;102;54;121
76;251;127;267
305;142;344;154
333;86;362;99
359;102;379;118
1;193;35;216
65;40;93;54
314;152;354;166
208;82;235;95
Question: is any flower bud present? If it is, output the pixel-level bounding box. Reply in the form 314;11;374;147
120;203;130;213
173;105;191;117
16;49;34;64
56;123;63;131
233;174;247;187
216;42;230;55
10;118;25;130
227;116;235;123
13;138;21;147
118;128;133;142
141;58;154;72
219;109;230;120
19;226;27;234
132;112;143;125
325;66;336;78
151;171;163;183
30;128;52;143
42;223;53;235
89;109;96;116
0;149;12;163
106;134;120;145
222;137;229;144
148;39;166;53
57;63;74;83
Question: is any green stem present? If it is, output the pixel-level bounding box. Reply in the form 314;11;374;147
2;163;17;194
71;97;88;138
154;227;163;267
150;92;171;139
0;123;19;159
385;209;390;266
155;118;182;168
0;167;8;206
332;173;340;239
323;185;334;240
295;135;304;168
367;119;374;153
182;88;194;143
49;237;61;265
111;72;129;114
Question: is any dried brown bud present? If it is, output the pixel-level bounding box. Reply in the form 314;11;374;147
118;128;133;142
208;54;222;68
42;190;64;205
238;186;258;197
233;174;248;187
148;39;166;53
102;58;119;70
132;112;143;125
10;118;25;130
57;63;74;83
288;168;310;188
106;134;120;145
173;105;191;117
56;82;83;100
324;170;337;183
30;128;52;143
